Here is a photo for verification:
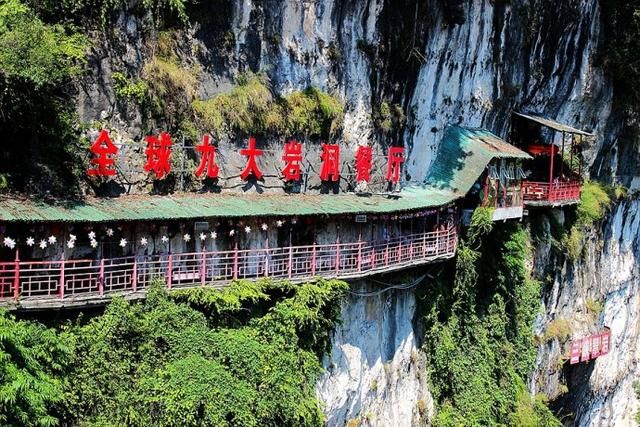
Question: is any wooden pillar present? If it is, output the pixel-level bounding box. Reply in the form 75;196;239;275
311;243;316;276
334;235;340;276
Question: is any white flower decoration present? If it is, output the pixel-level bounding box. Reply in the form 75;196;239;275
90;239;98;248
106;228;114;237
183;234;191;242
140;237;148;246
276;220;284;228
48;235;57;245
229;230;235;237
39;240;47;249
261;223;268;231
200;233;207;241
66;240;75;249
26;237;35;247
161;235;169;243
88;231;96;239
210;231;217;240
69;234;77;241
244;226;251;234
119;238;127;247
3;237;15;249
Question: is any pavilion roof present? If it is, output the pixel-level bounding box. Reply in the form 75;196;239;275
514;112;593;137
426;125;531;195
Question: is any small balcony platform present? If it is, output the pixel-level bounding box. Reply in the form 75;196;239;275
522;180;581;207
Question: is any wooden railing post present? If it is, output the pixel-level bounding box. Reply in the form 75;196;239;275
357;240;363;272
98;258;104;296
385;242;389;267
166;254;173;289
288;246;293;279
311;243;316;276
335;238;340;276
13;250;20;302
232;242;238;280
59;253;65;301
132;258;137;293
264;248;269;278
201;249;207;286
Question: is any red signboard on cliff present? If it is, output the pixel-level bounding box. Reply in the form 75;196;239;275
569;328;611;364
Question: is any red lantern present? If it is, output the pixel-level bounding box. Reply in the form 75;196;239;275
281;140;303;182
195;134;219;179
319;144;340;182
144;132;172;179
87;130;118;177
240;137;263;180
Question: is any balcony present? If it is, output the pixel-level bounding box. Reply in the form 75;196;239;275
0;225;458;309
522;180;581;206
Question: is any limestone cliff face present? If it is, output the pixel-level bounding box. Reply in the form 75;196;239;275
72;0;639;425
532;198;640;426
317;282;433;426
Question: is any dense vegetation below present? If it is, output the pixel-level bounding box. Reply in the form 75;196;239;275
420;210;561;426
0;279;347;426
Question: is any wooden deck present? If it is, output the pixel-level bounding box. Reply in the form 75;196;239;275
0;225;458;310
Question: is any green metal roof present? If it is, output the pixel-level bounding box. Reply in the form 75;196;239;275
514;112;593;136
0;125;528;223
426;126;532;195
0;187;456;223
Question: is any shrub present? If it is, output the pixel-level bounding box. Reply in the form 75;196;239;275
112;71;148;104
544;318;571;341
193;73;343;139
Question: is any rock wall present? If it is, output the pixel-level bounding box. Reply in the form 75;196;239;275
532;198;640;426
317;280;433;427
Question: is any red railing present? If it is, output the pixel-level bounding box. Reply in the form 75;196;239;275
522;180;581;203
0;225;458;305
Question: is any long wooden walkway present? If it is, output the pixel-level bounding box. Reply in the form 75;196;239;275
0;225;457;310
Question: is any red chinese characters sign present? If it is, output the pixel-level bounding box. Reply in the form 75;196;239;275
240;137;263;181
88;130;118;177
195;134;219;179
356;146;373;183
88;130;408;191
144;132;172;179
320;144;340;182
282;140;303;181
569;329;611;364
385;147;404;184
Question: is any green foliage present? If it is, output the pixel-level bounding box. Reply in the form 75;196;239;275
585;298;603;317
193;72;343;139
112;71;148;104
544;318;572;341
0;0;88;197
373;101;406;133
143;46;200;127
466;206;495;247
510;390;562;427
422;223;557;426
0;310;73;427
562;181;612;260
32;0;190;28
0;0;86;87
55;279;346;426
